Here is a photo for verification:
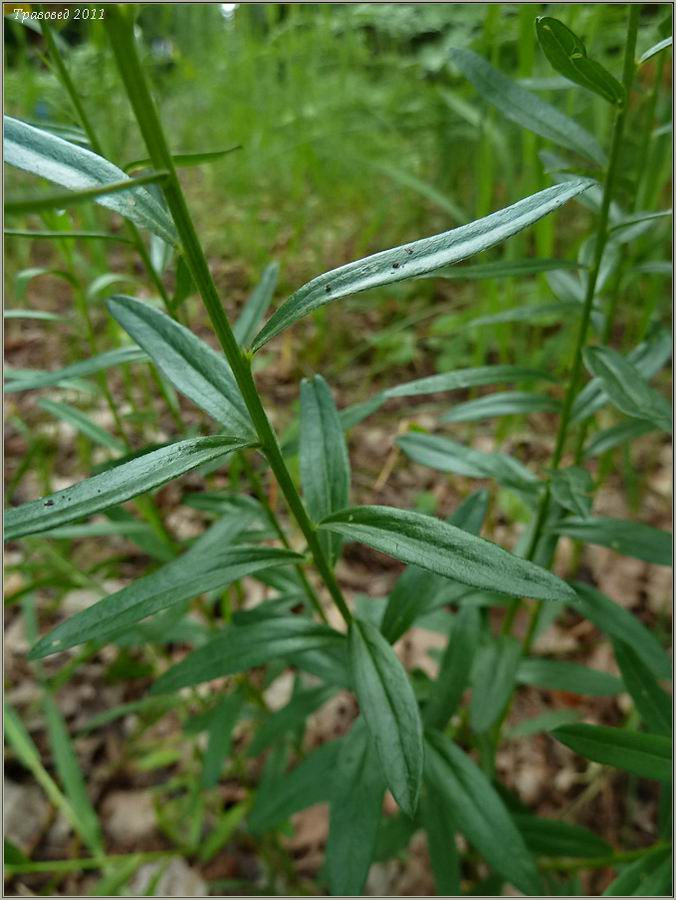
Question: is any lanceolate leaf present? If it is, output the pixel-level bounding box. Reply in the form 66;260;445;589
233;262;279;347
38;398;126;453
536;17;625;106
583;346;672;433
638;36;673;65
326;719;386;896
4;117;176;244
151;618;345;694
424;605;481;730
425;731;541;895
553;724;672;782
4;346;148;393
572;582;671;681
397;432;538;495
612;641;672;735
381;490;488;644
550;516;672;567
201;693;242;789
348;618;423;817
549;466;594;517
321;506;576;602
29;546;300;658
421;785;460;895
248;739;341;834
5;435;253;541
424;257;580;280
470;636;522;733
448;47;606;165
300;375;350;563
384;365;554;399
247;685;336;757
583;420;655;459
442;391;560;423
517;658;622;697
602;845;672;896
108;296;252;435
572;326;672;423
251;180;593;350
513;814;611;859
43;694;103;854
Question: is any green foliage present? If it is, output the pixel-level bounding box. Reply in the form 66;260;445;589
3;4;671;895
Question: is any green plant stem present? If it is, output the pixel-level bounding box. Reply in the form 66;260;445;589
104;8;351;626
502;5;640;646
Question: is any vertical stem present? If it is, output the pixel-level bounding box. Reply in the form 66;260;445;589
501;4;640;656
104;8;352;626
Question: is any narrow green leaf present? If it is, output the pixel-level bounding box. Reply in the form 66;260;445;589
4;309;65;321
613;641;672;735
300;375;350;563
381;490;488;644
124;145;242;172
233;262;279;347
30;545;299;658
247;685;336;757
442;391;560;423
248;739;341;834
424;257;580;280
572;583;671;680
326;719;386;896
583;346;672;433
38;398;125;453
507;709;580;739
397;433;539;495
572;326;672;423
449;47;606;165
553;724;672;781
467;300;580;329
517;658;622;696
321;506;575;602
252;180;593;350
536;17;625;106
603;845;672;896
4;227;132;243
639;36;673;65
4;705;78;845
348;619;423;817
583;420;655;459
424;605;481;730
151;618;345;694
469;636;522;733
5;170;170;217
513;814;611;858
4;346;147;393
4;116;176;244
384;365;554;399
5;435;253;541
549;466;594;518
108;296;252;435
425;731;541;894
421;785;460;895
550;516;672;567
369;159;468;223
43;694;103;854
201;693;242;789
